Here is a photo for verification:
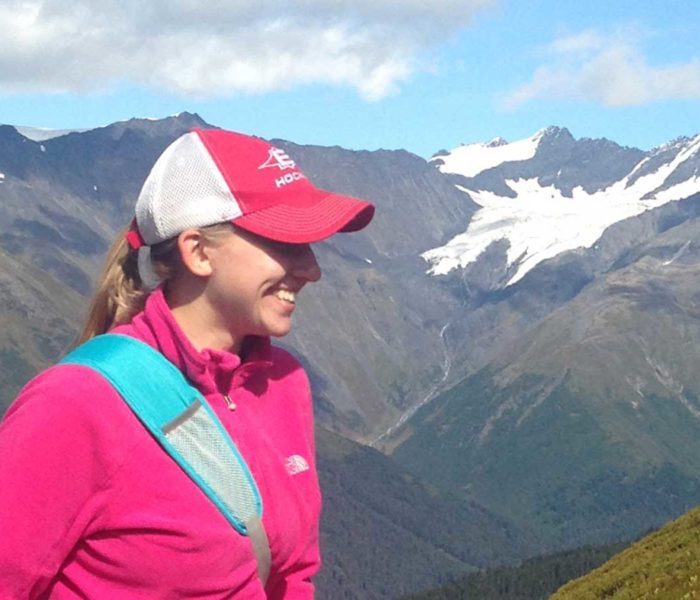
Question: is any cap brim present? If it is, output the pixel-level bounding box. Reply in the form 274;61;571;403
232;191;375;244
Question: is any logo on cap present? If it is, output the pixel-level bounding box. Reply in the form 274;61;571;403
258;148;296;171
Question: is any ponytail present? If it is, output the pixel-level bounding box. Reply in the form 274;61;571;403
76;226;147;344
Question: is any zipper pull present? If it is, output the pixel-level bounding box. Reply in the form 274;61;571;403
223;394;237;411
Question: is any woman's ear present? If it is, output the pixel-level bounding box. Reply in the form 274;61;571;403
177;229;213;277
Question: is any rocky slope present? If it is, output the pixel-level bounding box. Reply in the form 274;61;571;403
0;115;477;440
275;140;476;438
394;193;700;549
0;247;82;410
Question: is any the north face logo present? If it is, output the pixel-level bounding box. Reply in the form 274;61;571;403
285;454;310;475
258;148;296;171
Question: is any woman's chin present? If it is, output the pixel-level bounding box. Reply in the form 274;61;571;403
261;316;294;339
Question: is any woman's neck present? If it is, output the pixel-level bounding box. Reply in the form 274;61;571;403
164;284;243;355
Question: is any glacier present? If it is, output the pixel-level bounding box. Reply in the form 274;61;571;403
424;132;700;286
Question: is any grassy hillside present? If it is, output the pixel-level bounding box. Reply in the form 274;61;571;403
550;505;700;599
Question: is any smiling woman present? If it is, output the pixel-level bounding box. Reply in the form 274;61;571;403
0;129;374;599
169;227;322;353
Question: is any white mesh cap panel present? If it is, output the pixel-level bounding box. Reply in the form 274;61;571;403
136;132;243;245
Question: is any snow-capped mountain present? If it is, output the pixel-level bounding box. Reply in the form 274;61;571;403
426;128;700;285
432;132;542;179
6;115;700;573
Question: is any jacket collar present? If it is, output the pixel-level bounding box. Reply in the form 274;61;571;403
114;287;273;396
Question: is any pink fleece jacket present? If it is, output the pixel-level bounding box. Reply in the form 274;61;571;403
0;289;321;599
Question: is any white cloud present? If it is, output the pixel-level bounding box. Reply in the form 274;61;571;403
0;0;495;100
504;28;700;109
548;30;605;55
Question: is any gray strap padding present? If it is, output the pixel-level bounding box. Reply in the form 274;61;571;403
246;516;271;584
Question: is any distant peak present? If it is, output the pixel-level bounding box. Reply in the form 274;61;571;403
486;137;508;148
651;134;697;153
168;111;208;125
535;126;573;141
122;111;207;127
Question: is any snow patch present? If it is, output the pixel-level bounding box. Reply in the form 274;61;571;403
431;130;544;178
662;241;691;266
13;126;86;142
0;173;5;183
424;133;700;285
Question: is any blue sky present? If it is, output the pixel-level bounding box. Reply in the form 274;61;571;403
0;0;698;157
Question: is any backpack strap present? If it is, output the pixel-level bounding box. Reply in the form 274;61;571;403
60;333;271;584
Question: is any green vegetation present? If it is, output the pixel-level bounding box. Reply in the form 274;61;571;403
314;426;537;600
397;541;626;600
550;505;700;599
394;367;700;551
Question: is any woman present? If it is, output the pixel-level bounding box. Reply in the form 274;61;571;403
0;128;374;599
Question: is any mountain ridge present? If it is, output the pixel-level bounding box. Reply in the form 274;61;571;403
423;128;700;285
3;117;700;596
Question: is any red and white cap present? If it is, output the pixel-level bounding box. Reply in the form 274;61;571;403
127;128;375;249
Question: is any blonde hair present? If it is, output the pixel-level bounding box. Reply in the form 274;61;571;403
77;222;235;344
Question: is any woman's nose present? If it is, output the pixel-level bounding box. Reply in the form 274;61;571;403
291;245;322;282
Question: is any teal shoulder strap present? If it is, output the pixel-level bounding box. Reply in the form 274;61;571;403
60;333;271;583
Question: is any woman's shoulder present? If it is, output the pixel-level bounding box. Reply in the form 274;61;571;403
269;345;302;367
268;346;310;382
9;362;123;416
2;362;143;456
